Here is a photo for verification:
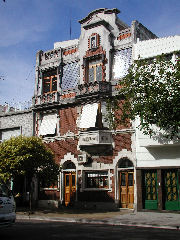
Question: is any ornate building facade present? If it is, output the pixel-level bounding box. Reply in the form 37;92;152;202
32;8;157;210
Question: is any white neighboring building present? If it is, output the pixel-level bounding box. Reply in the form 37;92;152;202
133;36;180;211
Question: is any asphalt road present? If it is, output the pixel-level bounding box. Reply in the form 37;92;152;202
1;219;180;240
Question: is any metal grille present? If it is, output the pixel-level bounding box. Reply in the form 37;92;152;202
145;171;157;200
113;48;132;79
61;62;79;90
165;170;178;201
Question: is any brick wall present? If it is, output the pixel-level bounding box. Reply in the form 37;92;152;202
46;138;80;165
59;107;78;136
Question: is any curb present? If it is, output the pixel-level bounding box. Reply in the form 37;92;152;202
16;214;180;230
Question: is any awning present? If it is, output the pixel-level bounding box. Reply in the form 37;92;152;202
79;103;98;129
39;114;57;136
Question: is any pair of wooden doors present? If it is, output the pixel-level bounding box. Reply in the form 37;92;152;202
119;171;134;209
64;172;76;206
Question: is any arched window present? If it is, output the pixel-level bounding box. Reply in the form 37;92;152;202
118;158;133;168
63;161;76;170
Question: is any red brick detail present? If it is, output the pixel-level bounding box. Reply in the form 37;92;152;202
59;107;78;135
46;139;80;165
60;92;76;99
113;100;131;130
83;46;107;83
63;48;78;56
96;133;132;164
85;46;104;58
117;33;131;41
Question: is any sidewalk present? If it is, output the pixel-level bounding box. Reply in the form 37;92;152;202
16;208;180;230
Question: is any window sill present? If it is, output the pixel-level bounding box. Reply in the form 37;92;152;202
81;188;110;192
40;188;58;191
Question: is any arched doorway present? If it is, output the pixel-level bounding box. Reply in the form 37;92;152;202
63;161;76;206
118;158;134;209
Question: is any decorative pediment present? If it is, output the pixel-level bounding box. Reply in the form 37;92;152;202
79;8;120;24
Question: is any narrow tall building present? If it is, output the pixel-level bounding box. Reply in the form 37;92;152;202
32;8;157;210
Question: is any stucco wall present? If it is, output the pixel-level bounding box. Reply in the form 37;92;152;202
0;110;33;140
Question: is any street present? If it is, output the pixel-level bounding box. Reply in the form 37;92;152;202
1;219;180;240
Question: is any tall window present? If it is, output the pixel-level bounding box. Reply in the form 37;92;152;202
88;60;102;83
43;70;57;94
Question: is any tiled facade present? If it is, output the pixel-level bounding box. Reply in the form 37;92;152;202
32;8;157;210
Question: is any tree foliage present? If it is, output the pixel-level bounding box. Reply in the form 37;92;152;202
107;52;180;139
0;136;59;185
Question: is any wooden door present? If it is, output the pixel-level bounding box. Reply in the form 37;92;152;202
119;171;134;209
64;172;76;206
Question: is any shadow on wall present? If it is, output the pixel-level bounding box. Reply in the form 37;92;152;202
147;145;180;160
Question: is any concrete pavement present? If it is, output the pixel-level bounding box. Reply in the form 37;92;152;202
16;208;180;230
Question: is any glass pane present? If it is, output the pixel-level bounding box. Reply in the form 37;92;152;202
0;181;9;197
88;67;94;83
72;175;75;186
118;158;133;168
43;81;50;93
86;172;108;188
121;173;126;186
66;175;69;187
96;65;102;82
128;173;133;186
52;77;57;91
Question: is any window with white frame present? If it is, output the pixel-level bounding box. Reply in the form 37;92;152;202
85;171;109;189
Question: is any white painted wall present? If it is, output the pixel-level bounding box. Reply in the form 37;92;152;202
135;118;180;168
134;35;180;60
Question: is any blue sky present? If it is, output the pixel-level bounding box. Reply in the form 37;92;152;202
0;0;180;106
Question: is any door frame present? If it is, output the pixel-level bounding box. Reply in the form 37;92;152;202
163;169;180;211
60;169;78;205
118;169;134;209
64;171;76;206
143;170;158;210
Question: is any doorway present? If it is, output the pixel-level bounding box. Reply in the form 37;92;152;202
119;171;134;209
143;170;158;210
163;169;180;210
64;172;76;206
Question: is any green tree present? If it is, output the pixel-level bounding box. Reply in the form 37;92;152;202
0;136;59;208
107;52;180;139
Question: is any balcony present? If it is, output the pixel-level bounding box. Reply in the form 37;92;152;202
33;92;60;107
79;130;112;147
76;81;111;100
41;49;61;64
